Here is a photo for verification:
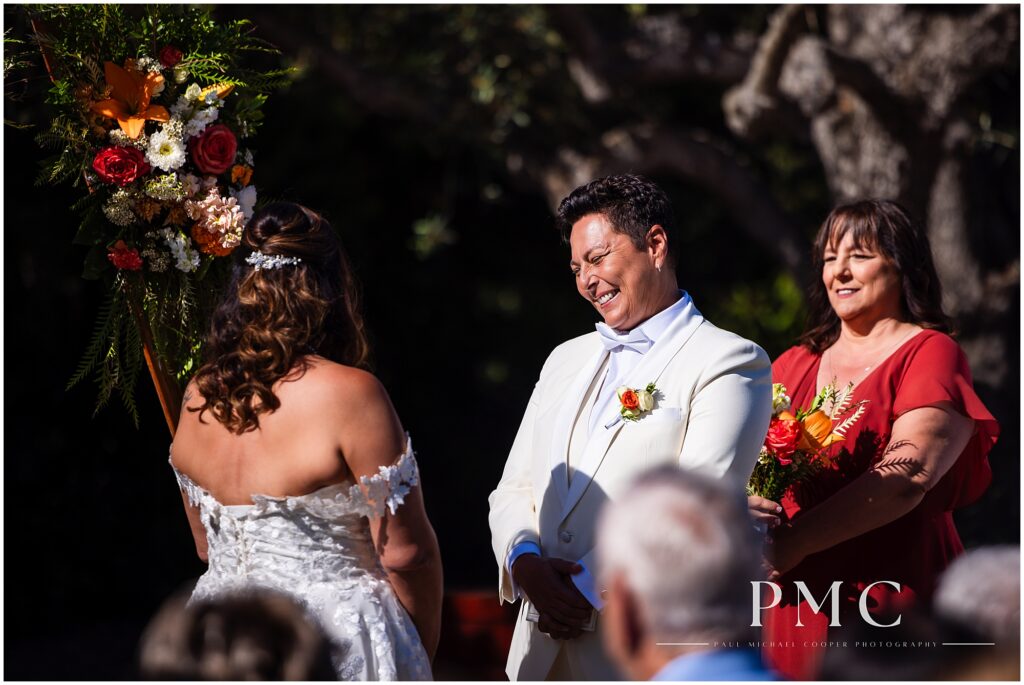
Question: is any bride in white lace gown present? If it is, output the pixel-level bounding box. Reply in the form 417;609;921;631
169;202;441;680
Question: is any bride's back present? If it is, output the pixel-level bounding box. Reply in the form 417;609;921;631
170;201;372;506
172;358;359;505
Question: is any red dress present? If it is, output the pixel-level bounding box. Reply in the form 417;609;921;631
761;330;999;680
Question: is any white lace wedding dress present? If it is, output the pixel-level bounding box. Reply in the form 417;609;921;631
170;439;432;680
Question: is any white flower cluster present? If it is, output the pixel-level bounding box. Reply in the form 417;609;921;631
159;227;201;272
103;190;136;226
135;56;163;74
170;83;224;139
184;107;219;138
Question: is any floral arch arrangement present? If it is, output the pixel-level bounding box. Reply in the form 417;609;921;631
18;5;291;433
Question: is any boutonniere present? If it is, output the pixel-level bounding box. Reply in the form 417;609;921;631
616;382;658;421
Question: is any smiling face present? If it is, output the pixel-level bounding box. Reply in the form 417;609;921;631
822;229;903;326
569;213;676;331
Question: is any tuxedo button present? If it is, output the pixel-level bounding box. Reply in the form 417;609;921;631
559;530;573;543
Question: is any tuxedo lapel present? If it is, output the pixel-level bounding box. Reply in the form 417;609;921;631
559;417;625;523
546;344;607;509
559;297;706;522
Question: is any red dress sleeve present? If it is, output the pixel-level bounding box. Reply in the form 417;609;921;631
893;332;999;508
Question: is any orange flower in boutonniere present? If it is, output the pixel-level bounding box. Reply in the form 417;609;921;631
91;61;170;139
616;382;658;422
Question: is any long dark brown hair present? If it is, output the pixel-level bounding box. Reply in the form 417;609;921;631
799;199;952;353
189;202;370;433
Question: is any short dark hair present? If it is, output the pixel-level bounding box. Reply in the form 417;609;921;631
800;199;952;353
555;174;679;264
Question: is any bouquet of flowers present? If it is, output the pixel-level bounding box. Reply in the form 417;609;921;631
17;6;290;429
747;382;868;502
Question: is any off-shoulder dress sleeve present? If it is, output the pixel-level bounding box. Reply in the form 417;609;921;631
894;333;999;508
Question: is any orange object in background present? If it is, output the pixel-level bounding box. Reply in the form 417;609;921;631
433;590;518;680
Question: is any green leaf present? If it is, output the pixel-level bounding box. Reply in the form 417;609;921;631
82;245;109;280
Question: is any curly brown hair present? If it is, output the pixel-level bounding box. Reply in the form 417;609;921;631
189;202;370;434
799;199;952;353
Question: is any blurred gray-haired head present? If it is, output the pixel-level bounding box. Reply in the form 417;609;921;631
934;545;1020;646
597;465;761;643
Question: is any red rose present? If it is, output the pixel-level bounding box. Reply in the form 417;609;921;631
765;417;800;463
107;240;143;271
158;45;183;68
190;124;237;175
620;389;640;411
92;146;150;186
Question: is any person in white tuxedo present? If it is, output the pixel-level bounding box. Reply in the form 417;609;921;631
488;174;773;680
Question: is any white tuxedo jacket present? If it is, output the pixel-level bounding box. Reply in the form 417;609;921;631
488;299;772;680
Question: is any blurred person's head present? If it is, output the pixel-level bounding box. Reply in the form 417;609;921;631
189;201;369;434
557;174;680;332
935;545;1020;645
933;545;1020;679
597;465;762;680
800;199;951;352
139;589;336;680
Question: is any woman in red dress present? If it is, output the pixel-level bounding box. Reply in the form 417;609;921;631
750;200;999;679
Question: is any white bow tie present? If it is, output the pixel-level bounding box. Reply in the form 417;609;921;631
595;323;653;355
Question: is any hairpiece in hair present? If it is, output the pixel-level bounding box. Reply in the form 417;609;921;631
245;251;303;271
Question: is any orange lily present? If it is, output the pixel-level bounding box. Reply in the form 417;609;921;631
794;409;845;452
91;61;170;139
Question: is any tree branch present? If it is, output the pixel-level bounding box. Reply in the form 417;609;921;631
723;4;807;139
547;6;755;104
250;10;441;124
524;124;811;284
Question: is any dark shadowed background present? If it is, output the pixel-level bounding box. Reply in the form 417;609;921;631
5;5;1019;679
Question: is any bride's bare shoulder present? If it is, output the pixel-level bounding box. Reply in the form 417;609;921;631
287;358;392;409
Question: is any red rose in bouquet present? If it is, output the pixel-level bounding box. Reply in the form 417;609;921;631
92;146;151;186
158;45;183;68
765;415;800;464
190;124;237;175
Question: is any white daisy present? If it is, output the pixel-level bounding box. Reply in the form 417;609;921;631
146;129;187;171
